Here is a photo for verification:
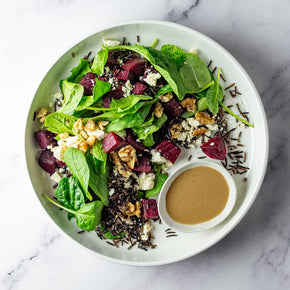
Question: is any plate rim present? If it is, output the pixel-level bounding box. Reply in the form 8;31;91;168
24;19;269;266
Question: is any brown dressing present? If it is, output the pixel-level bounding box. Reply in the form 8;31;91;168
166;166;229;225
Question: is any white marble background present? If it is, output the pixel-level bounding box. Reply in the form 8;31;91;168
0;0;289;289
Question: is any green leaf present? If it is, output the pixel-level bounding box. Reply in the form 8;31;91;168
110;95;152;112
43;195;103;231
44;112;77;135
64;148;92;201
161;44;186;68
179;53;213;93
155;84;173;98
142;134;155;147
197;97;208;112
135;191;145;200
55;177;86;213
91;141;107;165
145;173;168;197
91;48;109;75
103;231;125;239
59;80;84;114
133;124;159;140
67;59;91;83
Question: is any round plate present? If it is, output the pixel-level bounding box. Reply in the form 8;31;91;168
25;20;268;266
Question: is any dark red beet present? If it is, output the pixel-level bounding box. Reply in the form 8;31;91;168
142;199;159;219
38;150;56;174
125;130;145;154
102;87;124;107
55;159;66;168
98;77;106;82
34;130;56;149
122;58;145;76
102;95;111;108
133;157;152;173
106;52;118;69
80;72;97;95
200;136;226;160
116;70;136;83
132;82;147;95
155;140;181;164
164;99;183;117
102;132;126;153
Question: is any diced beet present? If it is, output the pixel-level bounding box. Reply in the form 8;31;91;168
116;70;136;83
122;58;145;76
155;140;181;164
132;82;147;95
34;130;56;149
125;130;145;154
80;72;97;95
38;150;56;174
102;95;111;108
133;157;152;173
200;136;226;160
106;52;118;69
55;159;66;168
98;77;107;82
142;199;159;219
102;132;126;153
164;99;183;117
102;87;124;107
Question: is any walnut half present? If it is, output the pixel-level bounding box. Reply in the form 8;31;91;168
118;145;137;169
180;98;196;112
170;123;182;139
195;112;215;125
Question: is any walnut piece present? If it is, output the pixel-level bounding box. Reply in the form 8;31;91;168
195;112;215;125
154;102;164;118
97;120;109;130
123;201;142;218
59;132;69;139
73;119;84;132
159;92;173;103
36;108;48;123
192;127;208;137
80;130;89;140
170;123;182;139
84;119;96;132
180;98;196;112
118;145;137;170
77;140;88;153
86;136;96;147
110;152;132;178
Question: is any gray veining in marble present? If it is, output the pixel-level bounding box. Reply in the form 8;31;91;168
0;0;290;289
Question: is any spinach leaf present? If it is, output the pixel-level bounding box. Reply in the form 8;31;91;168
86;153;109;205
110;95;152;112
67;59;91;83
161;44;186;68
154;113;167;128
91;141;107;165
44;112;77;135
145;173;168;197
103;231;125;240
155;84;173;98
179;53;214;93
75;79;111;111
59;80;84;114
133;124;159;140
142;134;155;147
181;111;195;118
43;195;103;231
64;148;92;201
55;177;86;213
206;68;224;114
135;191;145;200
91;48;109;75
197;97;208;112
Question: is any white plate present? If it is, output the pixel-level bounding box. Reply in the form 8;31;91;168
25;20;269;266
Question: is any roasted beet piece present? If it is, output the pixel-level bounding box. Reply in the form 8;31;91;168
55;159;66;168
142;199;159;219
102;87;124;108
106;52;118;69
200;136;226;160
132;82;147;95
155;140;181;164
102;95;111;108
122;58;145;76
125;130;145;154
34;130;56;149
133;157;152;173
116;70;136;83
164;99;183;117
98;76;107;82
38;150;56;174
102;132;126;153
80;72;97;95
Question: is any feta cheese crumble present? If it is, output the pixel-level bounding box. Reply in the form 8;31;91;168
137;172;155;190
122;80;133;97
140;222;152;241
102;39;120;47
144;72;161;87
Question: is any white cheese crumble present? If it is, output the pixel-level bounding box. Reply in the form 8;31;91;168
102;39;120;47
150;149;167;164
122;80;133;97
137;172;155;190
50;170;63;183
140;222;152;241
162;160;173;173
144;72;161;87
89;129;105;141
109;188;115;196
117;58;123;65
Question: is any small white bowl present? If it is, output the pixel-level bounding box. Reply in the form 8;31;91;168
158;161;237;233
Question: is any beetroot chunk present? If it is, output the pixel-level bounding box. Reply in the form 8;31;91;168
102;95;111;108
106;52;118;69
116;70;136;83
102;132;126;153
133;157;152;173
125;130;145;154
200;136;226;160
164;99;183;117
132;82;147;95
38;150;56;174
102;87;124;108
155;140;181;164
122;58;145;76
80;72;97;95
34;130;56;149
142;199;159;219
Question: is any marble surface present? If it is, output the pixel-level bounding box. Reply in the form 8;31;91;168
0;0;289;289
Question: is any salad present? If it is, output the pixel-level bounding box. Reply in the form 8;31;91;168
34;38;253;250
